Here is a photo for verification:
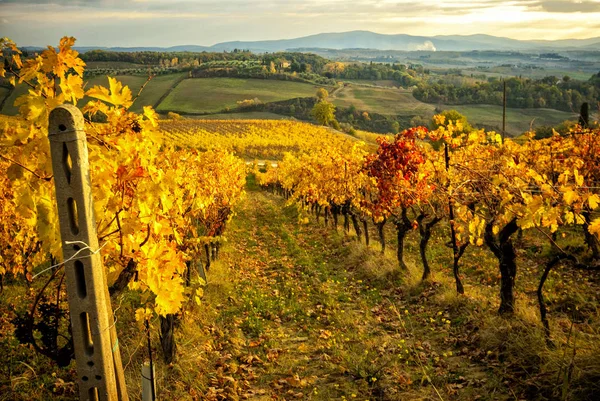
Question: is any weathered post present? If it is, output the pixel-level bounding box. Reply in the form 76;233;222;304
49;104;128;401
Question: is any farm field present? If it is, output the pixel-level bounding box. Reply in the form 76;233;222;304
342;79;400;88
468;66;595;81
0;73;581;139
157;78;330;114
85;61;150;70
451;104;578;135
332;85;436;117
329;84;581;136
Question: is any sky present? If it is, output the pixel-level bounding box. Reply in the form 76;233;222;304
1;0;600;47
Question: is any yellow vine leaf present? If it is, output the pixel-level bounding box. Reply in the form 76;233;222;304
143;106;158;127
59;74;84;105
86;76;133;108
589;218;600;238
563;189;578;206
574;169;584;187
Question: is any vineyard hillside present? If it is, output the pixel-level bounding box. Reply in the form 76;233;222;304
2;36;600;401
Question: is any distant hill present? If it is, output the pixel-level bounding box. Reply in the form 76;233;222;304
25;30;599;53
210;31;600;52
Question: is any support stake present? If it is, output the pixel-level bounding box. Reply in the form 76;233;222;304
49;104;128;401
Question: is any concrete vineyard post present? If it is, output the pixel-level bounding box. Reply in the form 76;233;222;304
48;104;128;401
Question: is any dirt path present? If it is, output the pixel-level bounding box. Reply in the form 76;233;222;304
198;178;511;400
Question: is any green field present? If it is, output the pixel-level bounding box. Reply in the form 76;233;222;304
0;75;585;138
472;66;595;81
85;61;150;70
451;104;578;135
157;78;329;114
342;79;400;88
332;85;436;117
330;84;583;136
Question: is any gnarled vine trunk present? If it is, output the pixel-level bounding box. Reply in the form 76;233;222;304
332;205;339;230
417;213;442;281
375;218;386;254
583;210;600;260
205;243;211;271
351;212;362;242
394;208;412;270
362;218;370;246
160;314;177;364
109;258;138;297
484;218;519;315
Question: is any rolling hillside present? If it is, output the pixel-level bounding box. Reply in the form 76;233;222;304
46;31;600;53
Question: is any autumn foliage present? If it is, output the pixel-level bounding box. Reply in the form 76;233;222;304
0;37;246;317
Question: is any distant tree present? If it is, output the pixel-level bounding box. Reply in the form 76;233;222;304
556;119;578;134
534;125;554;139
410;115;429;127
316;88;329;101
535;119;578;138
237;98;263;109
536;97;547;108
390;121;400;133
431;109;472;132
311;101;336;126
290;61;301;72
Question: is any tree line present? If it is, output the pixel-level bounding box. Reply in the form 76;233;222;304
413;74;600;112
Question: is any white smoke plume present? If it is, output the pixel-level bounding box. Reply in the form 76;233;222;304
416;40;437;51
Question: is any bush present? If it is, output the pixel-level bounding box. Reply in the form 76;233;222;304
237;98;263;109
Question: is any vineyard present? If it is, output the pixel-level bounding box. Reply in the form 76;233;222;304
1;36;600;401
160;119;358;159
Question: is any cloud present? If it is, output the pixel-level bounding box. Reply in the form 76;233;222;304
1;0;600;46
0;0;102;4
537;0;600;13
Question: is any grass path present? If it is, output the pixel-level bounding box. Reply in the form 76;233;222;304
179;177;514;400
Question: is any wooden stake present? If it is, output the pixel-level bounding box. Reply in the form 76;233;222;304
49;104;128;401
